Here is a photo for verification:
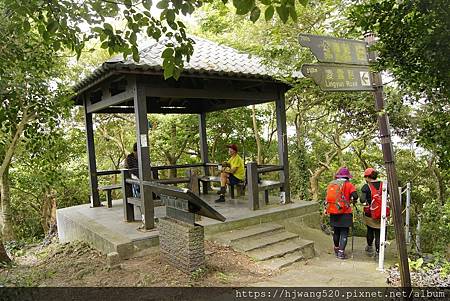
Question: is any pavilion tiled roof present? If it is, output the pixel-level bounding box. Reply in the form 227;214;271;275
74;36;278;92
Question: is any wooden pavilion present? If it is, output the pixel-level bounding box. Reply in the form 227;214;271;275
74;36;292;230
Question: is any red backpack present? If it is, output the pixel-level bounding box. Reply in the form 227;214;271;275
368;182;390;219
325;180;352;214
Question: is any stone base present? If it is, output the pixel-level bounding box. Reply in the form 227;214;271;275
159;217;205;273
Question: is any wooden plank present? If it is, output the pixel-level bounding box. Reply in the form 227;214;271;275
98;184;122;190
144;86;278;101
87;89;135;113
258;180;284;190
154;177;190;184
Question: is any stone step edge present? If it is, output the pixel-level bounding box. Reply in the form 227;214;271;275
207;223;285;246
232;231;299;252
249;239;314;261
260;252;305;270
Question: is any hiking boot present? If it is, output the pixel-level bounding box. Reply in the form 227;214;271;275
334;247;339;257
365;245;374;254
337;250;347;260
215;195;225;203
216;186;226;195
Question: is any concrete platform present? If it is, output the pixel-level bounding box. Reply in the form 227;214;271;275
57;193;319;259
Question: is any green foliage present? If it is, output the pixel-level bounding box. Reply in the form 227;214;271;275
419;200;450;254
349;0;449;96
408;257;424;272
348;0;450;169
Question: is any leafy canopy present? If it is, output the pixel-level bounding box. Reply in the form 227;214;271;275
2;0;309;79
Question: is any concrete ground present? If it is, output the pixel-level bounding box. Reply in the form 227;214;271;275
56;192;318;258
253;225;397;287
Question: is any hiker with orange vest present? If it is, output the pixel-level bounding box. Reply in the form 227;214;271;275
325;167;358;259
360;167;389;257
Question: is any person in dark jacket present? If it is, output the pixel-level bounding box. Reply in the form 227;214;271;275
325;167;359;259
360;167;382;256
126;143;139;197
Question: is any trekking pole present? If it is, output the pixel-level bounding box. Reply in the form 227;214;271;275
351;202;359;259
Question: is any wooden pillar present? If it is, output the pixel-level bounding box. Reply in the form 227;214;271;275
83;96;100;207
121;169;134;222
366;33;411;288
276;88;291;203
247;162;259;210
199;113;209;176
133;77;154;230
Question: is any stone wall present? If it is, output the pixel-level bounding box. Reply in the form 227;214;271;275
158;217;205;273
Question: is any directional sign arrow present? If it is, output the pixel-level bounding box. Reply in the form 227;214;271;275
360;71;371;86
301;63;374;92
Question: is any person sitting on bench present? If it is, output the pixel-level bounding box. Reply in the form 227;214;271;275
126;142;140;197
215;144;245;203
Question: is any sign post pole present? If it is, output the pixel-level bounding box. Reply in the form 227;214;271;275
365;33;411;289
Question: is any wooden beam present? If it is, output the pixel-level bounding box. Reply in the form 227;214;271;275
203;98;273;112
97;107;135;114
87;88;134;113
143;86;278;101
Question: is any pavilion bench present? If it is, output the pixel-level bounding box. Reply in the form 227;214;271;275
98;184;122;208
198;176;245;198
258;180;285;204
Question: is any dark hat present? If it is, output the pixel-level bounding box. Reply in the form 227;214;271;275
226;144;238;152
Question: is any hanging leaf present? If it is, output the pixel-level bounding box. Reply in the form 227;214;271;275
289;7;297;22
161;48;174;58
264;6;274;21
233;0;255;15
143;0;153;10
276;6;289;23
250;7;261;23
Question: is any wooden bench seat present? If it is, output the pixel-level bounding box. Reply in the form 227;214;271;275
154;177;190;185
198;176;245;198
258;180;284;204
98;184;121;208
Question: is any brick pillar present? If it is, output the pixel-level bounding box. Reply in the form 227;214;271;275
158;217;205;273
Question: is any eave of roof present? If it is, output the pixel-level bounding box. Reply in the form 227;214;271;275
74;36;286;93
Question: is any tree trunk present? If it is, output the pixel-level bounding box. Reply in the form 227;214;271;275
251;105;262;164
309;151;337;202
41;190;57;234
0;233;11;263
428;157;445;206
0;168;11;263
309;166;328;202
294;109;310;201
334;130;345;167
0;165;14;240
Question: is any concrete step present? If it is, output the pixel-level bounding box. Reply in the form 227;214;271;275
247;238;314;261
207;222;284;246
232;230;299;252
260;252;305;270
